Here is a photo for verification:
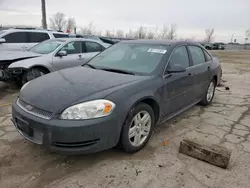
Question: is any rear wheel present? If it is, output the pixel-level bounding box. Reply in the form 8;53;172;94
121;103;154;153
200;79;216;106
21;67;48;85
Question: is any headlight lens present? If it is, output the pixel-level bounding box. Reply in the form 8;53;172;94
60;99;115;120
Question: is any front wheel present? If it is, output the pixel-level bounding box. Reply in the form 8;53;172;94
121;103;154;153
21;68;48;85
200;79;216;106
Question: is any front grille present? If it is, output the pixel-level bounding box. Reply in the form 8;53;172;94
16;98;53;120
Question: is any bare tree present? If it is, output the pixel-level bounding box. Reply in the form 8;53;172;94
80;22;95;35
105;30;113;37
137;26;147;39
50;12;66;31
167;24;177;40
205;28;215;43
116;29;124;38
161;24;168;39
41;0;47;29
66;18;76;32
126;29;136;38
147;31;155;39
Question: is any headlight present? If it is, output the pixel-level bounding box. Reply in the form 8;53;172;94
60;99;115;120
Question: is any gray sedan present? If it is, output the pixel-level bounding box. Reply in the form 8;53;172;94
6;38;106;85
12;39;222;154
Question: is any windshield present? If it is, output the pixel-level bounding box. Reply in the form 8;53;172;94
87;43;169;74
29;40;64;54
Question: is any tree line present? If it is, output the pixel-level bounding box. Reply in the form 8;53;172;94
49;12;221;42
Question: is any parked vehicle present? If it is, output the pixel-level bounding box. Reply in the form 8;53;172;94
73;34;115;47
212;42;226;50
1;38;106;85
12;39;222;154
0;28;70;51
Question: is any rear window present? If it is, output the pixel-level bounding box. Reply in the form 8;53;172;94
53;33;70;38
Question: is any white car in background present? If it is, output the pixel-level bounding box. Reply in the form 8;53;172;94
0;28;70;51
1;38;106;85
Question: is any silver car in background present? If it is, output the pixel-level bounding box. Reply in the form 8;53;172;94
6;38;106;85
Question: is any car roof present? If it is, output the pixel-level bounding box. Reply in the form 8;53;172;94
120;39;201;46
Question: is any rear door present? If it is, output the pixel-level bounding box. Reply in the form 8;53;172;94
52;41;83;70
162;45;195;116
187;45;212;100
0;31;29;51
82;41;104;62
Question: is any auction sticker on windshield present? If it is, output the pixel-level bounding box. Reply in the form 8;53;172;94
147;48;167;54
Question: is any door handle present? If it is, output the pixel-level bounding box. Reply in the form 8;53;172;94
188;73;192;76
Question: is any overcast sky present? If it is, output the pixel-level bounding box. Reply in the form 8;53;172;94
0;0;249;42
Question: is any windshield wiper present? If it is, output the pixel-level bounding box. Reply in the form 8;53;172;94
82;64;96;69
99;68;136;75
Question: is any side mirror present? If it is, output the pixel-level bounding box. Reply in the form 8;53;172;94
167;64;186;73
0;38;6;44
57;50;67;57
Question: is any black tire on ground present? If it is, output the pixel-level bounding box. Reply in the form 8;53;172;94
120;103;155;153
21;67;49;86
200;79;216;106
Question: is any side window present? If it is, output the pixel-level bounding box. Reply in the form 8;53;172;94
60;41;81;55
204;50;212;62
188;46;206;65
85;42;103;52
2;32;28;43
168;46;189;69
28;32;50;43
53;33;69;38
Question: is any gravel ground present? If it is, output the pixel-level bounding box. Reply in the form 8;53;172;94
1;51;250;188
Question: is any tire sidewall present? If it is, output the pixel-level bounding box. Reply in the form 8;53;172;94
121;103;155;153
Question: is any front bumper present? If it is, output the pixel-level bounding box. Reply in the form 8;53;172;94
12;100;122;155
0;68;26;81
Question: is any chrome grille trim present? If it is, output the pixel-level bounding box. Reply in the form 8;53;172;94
16;98;52;120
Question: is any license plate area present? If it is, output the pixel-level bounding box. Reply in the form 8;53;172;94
15;117;33;136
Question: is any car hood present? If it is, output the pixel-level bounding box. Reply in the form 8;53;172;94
8;55;49;69
19;67;145;113
0;50;41;61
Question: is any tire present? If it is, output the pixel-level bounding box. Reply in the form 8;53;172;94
120;103;155;153
21;67;48;86
200;79;216;106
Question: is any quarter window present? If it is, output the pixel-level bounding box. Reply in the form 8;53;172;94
168;46;189;69
188;46;206;65
28;32;50;43
60;41;81;54
2;32;28;43
85;42;103;52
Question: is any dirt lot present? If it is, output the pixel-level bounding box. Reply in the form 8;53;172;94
1;50;250;188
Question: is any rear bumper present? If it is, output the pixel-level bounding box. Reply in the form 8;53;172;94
12;99;123;155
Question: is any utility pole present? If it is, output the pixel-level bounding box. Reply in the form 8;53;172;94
41;0;47;29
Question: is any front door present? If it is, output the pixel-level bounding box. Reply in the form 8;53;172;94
162;45;195;116
52;41;84;70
